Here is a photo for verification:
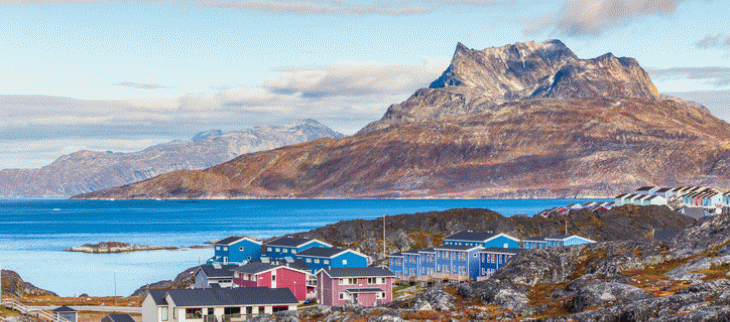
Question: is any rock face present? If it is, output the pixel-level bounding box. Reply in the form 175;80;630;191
1;269;58;297
75;40;730;199
0;120;343;197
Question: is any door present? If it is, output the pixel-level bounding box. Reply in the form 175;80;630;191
352;293;358;304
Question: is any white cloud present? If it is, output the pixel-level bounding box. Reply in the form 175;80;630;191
525;0;682;37
0;58;449;169
695;34;730;51
114;81;168;90
648;67;730;87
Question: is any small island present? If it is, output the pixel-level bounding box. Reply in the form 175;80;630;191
65;242;179;253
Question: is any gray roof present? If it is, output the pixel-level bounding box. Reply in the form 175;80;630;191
678;207;707;220
433;245;482;251
102;314;136;322
546;234;571;240
656;187;672;193
479;248;523;255
402;249;421;255
149;288;297;307
52;306;76;313
266;237;327;248
319;267;394;278
298;247;364;258
215;236;258;246
653;230;680;241
444;231;497;242
232;260;309;275
345;288;384;293
523;236;546;241
197;264;238;278
387;252;403;257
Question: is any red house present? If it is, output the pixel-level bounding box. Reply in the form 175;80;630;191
316;267;394;307
232;260;310;302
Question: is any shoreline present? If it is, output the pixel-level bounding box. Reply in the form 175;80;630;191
64;242;211;254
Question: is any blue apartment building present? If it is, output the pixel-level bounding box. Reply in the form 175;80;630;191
264;237;332;259
443;231;520;249
297;247;369;274
207;236;262;265
478;248;522;278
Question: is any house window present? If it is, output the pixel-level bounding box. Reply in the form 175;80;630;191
376;292;385;299
292;250;297;254
185;308;202;319
173;308;177;319
275;248;280;252
410;269;416;275
504;243;508;248
460;267;466;274
240;247;243;251
272;274;276;281
473;253;477;258
267;247;272;252
342;259;347;265
283;248;289;253
223;247;228;251
306;258;312;263
314;259;320;264
161;307;169;321
216;246;220;250
324;260;330;264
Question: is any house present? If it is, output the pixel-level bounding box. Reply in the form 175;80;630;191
264;237;331;259
52;306;77;322
478;248;522;279
399;249;422;278
522;236;547;249
433;245;483;280
614;193;631;206
297;248;369;274
141;287;298;322
582;201;598;208
654;187;675;199
386;252;404;279
102;314;136;322
544;235;595;247
316;267;394;307
232;260;310;302
644;195;668;206
207;236;262;265
443;231;520;249
636;186;659;195
195;264;238;289
566;203;583;210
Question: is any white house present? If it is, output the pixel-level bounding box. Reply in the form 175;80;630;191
141;287;298;322
195;264;238;289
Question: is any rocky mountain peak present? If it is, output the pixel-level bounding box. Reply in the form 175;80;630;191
360;39;661;134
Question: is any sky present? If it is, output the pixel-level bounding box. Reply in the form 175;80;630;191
1;0;729;169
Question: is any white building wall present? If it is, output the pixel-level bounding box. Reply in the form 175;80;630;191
195;271;208;289
141;295;161;322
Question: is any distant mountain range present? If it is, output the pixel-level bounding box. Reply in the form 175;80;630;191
76;40;730;199
0;120;343;197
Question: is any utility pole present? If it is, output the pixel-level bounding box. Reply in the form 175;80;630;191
382;214;386;262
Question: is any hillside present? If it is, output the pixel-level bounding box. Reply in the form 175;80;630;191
75;40;730;199
0;120;343;197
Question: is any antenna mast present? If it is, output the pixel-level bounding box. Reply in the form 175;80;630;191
383;214;386;261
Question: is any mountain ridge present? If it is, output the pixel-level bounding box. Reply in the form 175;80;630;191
74;40;730;200
0;120;343;197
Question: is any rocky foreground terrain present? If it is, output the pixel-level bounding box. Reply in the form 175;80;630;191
253;212;730;322
0;119;343;197
1;270;57;298
77;40;730;199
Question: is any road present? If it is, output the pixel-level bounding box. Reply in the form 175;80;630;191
29;306;141;313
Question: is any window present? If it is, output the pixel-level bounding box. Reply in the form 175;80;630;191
283;248;289;253
292;250;297;254
342;259;347;265
481;254;485;263
272;273;276;281
185;308;202;319
324;260;330;264
504;243;508;248
234;272;239;278
173;308;177;319
240;247;243;251
306;258;312;263
267;247;272;252
376;292;385;299
216;246;220;250
444;252;449;259
473;253;478;258
314;259;320;264
223;247;228;251
410;269;416;275
161;307;169;321
460;267;466;274
481;268;486;275
422;268;425;274
275;248;280;252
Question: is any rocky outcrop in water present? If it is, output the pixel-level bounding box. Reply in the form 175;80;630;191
76;41;730;200
0;120;343;197
64;242;180;253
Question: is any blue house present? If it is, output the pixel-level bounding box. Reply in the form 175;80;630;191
433;245;482;280
297;248;369;274
264;237;332;259
544;235;595;247
387;252;404;278
522;236;547;249
478;248;522;279
418;248;437;277
207;236;262;265
443;231;520;249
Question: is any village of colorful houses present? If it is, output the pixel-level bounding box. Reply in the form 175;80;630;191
133;185;727;322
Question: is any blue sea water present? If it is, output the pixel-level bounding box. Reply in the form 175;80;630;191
0;198;603;297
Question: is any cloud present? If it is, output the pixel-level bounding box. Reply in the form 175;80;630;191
0;58;449;168
695;34;730;50
648;67;730;87
114;81;167;90
525;0;681;37
2;0;508;15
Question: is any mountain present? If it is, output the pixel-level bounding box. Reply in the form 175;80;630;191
0;120;344;197
74;40;730;199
